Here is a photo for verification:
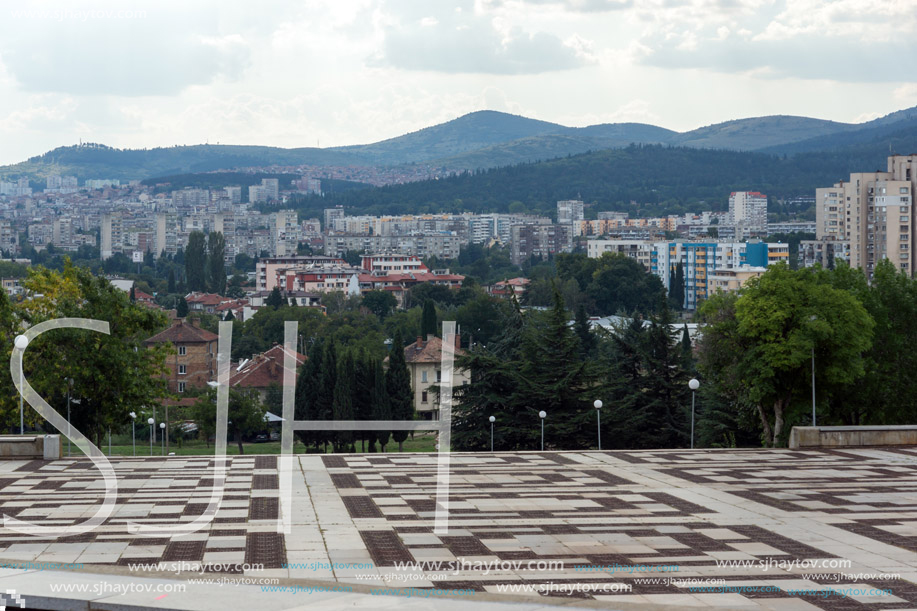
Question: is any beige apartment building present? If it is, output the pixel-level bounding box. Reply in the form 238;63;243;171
815;155;916;277
707;266;767;296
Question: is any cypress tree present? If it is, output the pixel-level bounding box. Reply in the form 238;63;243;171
573;303;595;358
314;342;337;452
294;341;322;450
176;296;189;318
421;299;437;339
371;358;391;452
185;231;207;292
207;231;227;296
332;352;355;452
386;331;414;452
167;268;176;293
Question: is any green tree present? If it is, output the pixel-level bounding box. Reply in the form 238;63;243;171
698;265;874;446
207;232;227;296
265;286;285;309
332;352;356;452
176;296;189;318
669;262;685;311
386;331;414;451
294;341;324;450
193;387;266;455
167;268;176;293
573;303;596;358
363;290;397;320
185;231;207;292
371;357;391;452
420;299;437;339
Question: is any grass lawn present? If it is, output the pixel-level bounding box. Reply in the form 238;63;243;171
71;432;439;457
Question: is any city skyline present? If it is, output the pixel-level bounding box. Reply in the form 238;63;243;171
1;0;916;165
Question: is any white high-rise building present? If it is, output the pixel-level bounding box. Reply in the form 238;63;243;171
728;192;768;238
557;200;585;225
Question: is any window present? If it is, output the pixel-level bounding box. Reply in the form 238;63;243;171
178;382;186;393
901;187;909;194
902;216;910;222
436;370;442;383
178;346;186;356
421;371;427;383
421;391;428;403
178;365;187;375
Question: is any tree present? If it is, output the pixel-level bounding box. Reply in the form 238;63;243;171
370;357;391;451
585;253;666;316
386;331;414;451
314;342;338;451
669;262;685;311
420;299;437;339
363;290;397;320
207;232;227;296
167;268;176;293
193;387;266;455
265;286;285;310
331;352;356;452
573;303;596;358
13;262;170;446
129;286;136;303
185;231;207;292
698;265;874;446
294;341;323;450
176;296;189;318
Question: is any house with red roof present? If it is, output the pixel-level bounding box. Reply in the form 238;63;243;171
398;334;469;420
230;344;306;403
143;318;219;394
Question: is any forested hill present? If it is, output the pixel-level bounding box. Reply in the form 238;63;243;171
282;144;884;219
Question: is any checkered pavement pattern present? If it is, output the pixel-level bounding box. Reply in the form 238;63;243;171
0;447;914;609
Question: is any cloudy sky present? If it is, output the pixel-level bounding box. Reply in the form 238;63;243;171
1;0;916;165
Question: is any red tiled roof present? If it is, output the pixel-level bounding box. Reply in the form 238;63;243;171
403;335;464;364
144;319;219;345
230;344;306;389
185;292;225;306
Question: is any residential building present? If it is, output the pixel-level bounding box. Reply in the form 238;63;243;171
256;255;346;291
143;318;219;394
729;191;768;238
401;334;469;420
230;344;306;403
707;266;767;296
557;200;585;225
814;155;917;277
799;239;850;269
510;223;573;265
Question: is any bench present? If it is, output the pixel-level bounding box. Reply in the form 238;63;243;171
0;435;62;460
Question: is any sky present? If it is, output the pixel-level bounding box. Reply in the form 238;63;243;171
1;0;916;165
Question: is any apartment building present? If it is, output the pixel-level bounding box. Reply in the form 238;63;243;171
729;191;768;238
557;200;585;225
813;155;917;277
510;223;573;265
256;255;346;291
143;318;219;394
707;266;767;296
586;239;655;268
401;334;469;420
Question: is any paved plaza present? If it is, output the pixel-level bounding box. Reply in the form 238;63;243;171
0;447;914;610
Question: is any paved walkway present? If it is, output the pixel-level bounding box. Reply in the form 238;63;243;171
0;447;914;610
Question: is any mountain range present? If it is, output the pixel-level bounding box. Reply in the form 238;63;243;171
3;106;917;182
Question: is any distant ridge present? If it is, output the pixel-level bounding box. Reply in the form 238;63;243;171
2;106;917;181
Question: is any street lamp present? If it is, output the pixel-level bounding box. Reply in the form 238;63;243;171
593;400;603;450
689;379;700;449
488;416;495;452
14;335;28;434
809;314;817;426
129;412;137;457
160;423;165;456
65;378;73;456
147;417;154;456
538;411;547;451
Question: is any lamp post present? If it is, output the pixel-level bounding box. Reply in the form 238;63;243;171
538;411;547;451
66;378;73;456
14;335;28;434
129;412;136;457
810;314;817;426
593;400;603;450
148;418;154;456
160;423;165;456
488;416;495;452
689;379;700;449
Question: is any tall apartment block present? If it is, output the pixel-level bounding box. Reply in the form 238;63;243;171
814;155;917;277
728;192;768;239
557;200;585;225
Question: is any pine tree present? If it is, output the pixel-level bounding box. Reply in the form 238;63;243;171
265;286;284;309
353;350;374;452
421;299;437;339
517;285;592;449
574;303;596;358
314;342;338;452
386;331;414;451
